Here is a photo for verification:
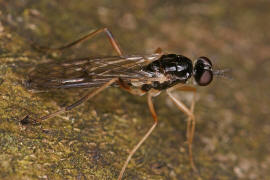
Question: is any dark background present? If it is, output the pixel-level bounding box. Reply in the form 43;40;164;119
0;0;269;179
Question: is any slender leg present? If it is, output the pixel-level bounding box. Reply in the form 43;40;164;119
118;93;158;180
166;87;198;172
24;78;117;123
168;85;197;140
117;78;146;96
184;89;196;172
33;28;123;56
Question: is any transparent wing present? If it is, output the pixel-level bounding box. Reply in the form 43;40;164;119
26;54;161;91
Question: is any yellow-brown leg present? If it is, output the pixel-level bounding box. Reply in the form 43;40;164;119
118;93;158;180
24;78;117;123
166;86;197;171
117;78;146;96
33;27;123;56
169;85;197;142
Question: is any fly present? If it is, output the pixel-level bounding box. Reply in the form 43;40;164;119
23;28;225;180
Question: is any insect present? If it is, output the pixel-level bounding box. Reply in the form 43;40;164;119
24;28;222;179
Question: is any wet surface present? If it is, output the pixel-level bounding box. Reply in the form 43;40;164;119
0;1;270;179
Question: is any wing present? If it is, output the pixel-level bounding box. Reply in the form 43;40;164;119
26;54;161;91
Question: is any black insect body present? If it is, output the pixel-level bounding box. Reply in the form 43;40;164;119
142;54;194;91
24;28;220;180
27;54;213;94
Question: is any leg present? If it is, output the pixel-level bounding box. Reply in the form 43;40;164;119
166;87;198;172
24;78;117;123
117;78;146;96
118;93;158;180
188;89;196;150
168;85;196;140
33;28;123;56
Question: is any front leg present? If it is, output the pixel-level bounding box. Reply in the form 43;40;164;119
166;86;197;172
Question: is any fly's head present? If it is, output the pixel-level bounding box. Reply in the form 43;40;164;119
193;56;213;86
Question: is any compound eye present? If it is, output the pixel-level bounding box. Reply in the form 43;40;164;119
195;70;213;86
194;57;213;86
